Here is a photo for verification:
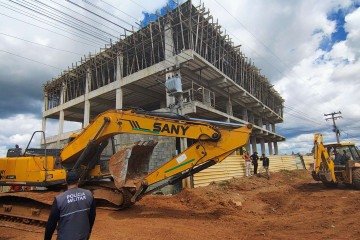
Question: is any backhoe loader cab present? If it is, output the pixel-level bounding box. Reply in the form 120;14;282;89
325;142;360;164
312;133;360;189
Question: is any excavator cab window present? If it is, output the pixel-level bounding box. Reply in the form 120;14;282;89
331;145;360;165
348;146;360;162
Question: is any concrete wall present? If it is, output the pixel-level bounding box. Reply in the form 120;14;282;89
114;134;176;172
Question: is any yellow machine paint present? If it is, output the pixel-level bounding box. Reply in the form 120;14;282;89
0;155;66;186
0;109;252;207
312;133;360;189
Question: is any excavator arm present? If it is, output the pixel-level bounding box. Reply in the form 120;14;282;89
60;109;222;163
312;133;336;183
60;109;252;201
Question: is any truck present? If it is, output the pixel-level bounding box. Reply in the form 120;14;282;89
0;109;252;225
311;133;360;188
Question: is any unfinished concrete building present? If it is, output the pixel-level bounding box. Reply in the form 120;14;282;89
42;1;285;179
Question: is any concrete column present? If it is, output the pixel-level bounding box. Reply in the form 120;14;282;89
258;118;263;128
60;82;66;105
83;68;92;127
58;110;64;147
165;21;176;108
268;142;273;155
116;88;123;109
116;52;123;82
260;138;265;155
85;68;91;93
84;100;90;127
42;117;47;133
43;92;49;111
248;112;255;124
245;139;251;152
251;136;257;153
242;108;248;122
115;54;124;110
266;123;270;131
226;102;233;116
273;141;279;155
271;123;276;133
41;117;47;145
226;91;233;116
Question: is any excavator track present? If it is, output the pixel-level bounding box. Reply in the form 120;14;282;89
0;193;51;228
0;185;135;227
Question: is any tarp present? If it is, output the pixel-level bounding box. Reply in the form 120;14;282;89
140;0;181;28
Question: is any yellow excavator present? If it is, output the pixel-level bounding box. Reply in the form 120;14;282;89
312;133;360;189
0;109;252;224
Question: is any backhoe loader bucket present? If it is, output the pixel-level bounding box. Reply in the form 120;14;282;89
109;141;157;189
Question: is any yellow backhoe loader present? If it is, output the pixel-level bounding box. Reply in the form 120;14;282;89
0;109;252;224
312;133;360;188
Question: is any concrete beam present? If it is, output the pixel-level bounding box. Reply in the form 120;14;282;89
91;97;115;107
123;84;161;100
211;77;227;85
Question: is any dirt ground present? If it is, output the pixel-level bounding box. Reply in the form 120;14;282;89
1;170;359;240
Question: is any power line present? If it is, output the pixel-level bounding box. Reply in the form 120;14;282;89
0;49;62;70
210;0;341;117
0;32;82;56
9;0;110;42
99;0;139;22
0;11;98;47
324;111;342;143
212;0;296;73
284;105;326;126
0;4;102;46
83;0;138;29
33;0;119;40
65;0;132;33
48;0;121;35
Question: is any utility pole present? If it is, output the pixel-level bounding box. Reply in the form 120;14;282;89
324;111;342;143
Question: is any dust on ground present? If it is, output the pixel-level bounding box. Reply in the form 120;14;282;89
1;170;359;240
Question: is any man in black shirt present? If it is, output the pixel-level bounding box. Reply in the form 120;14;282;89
250;152;259;175
44;170;96;240
260;153;270;179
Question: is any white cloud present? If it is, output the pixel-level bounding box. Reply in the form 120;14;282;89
0;0;359;156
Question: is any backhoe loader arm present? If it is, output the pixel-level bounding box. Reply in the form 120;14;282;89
313;133;336;182
61;109;221;163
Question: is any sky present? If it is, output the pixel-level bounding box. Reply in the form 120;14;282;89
0;0;359;156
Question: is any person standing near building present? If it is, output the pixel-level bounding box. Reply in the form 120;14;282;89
250;152;259;175
44;170;96;240
242;150;251;177
260;153;270;179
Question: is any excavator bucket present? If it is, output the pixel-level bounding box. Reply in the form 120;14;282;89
109;141;158;189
